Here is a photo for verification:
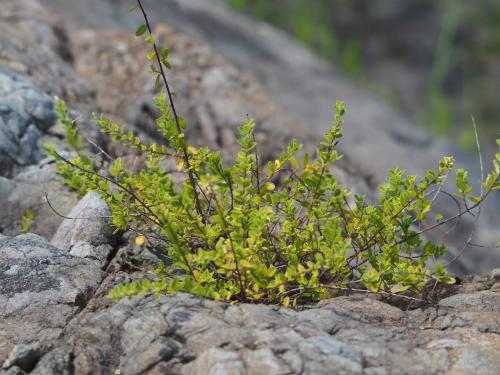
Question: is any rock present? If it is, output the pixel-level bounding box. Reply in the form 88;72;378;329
27;274;500;375
24;272;500;375
51;192;115;268
1;367;27;375
71;27;316;163
0;0;93;109
68;26;369;197
51;192;114;248
2;343;42;372
36;0;446;179
0;160;79;238
0;71;56;176
0;0;99;172
188;348;245;375
0;233;104;366
106;231;168;274
491;268;500;283
68;242;113;269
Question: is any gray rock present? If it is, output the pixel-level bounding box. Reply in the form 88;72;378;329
69;242;112;269
0;71;56;176
186;348;245;375
242;348;288;375
51;192;115;268
29;273;500;375
491;268;500;282
0;161;79;238
52;192;113;249
2;343;42;372
0;0;93;109
1;367;27;375
0;0;99;182
0;233;104;365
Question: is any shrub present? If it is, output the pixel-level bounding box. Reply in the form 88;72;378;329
45;1;500;306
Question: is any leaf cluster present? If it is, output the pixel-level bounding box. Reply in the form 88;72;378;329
46;1;500;306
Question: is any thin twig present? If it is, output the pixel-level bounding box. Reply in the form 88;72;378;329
45;192;113;220
85;137;114;162
324;285;423;302
136;0;204;220
444;116;484;267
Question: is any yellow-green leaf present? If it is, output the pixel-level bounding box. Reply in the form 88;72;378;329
135;235;146;246
136;24;147;36
264;182;275;191
176;159;185;172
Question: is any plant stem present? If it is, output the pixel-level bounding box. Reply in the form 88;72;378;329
136;0;204;221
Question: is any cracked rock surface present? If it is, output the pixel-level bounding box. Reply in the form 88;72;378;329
26;277;500;375
0;234;105;368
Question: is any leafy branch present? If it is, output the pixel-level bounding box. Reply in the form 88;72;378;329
44;1;500;307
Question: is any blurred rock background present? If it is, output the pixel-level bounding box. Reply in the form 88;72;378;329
227;0;500;152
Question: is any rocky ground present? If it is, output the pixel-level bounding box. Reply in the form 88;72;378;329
1;0;499;374
2;202;500;375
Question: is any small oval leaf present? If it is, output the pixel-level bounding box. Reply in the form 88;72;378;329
136;24;147;36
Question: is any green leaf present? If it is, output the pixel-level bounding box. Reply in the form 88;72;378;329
335;100;345;116
146;51;156;60
483;172;498;191
20;208;34;233
467;195;481;203
161;58;172;69
455;169;472;194
290;156;300;170
178;116;187;129
135;24;147;36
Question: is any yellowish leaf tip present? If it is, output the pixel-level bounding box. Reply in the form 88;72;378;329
176;159;185;172
264;182;276;191
135;235;146;246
